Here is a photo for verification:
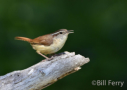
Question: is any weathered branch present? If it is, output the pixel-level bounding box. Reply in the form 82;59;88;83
0;52;90;90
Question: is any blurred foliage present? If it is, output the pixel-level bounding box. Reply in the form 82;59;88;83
0;0;127;90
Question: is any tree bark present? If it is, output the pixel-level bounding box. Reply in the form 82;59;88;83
0;52;90;90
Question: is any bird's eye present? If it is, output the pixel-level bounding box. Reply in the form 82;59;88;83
60;32;63;34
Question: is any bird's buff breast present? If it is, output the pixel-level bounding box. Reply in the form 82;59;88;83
32;36;67;55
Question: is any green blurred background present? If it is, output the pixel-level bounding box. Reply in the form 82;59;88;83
0;0;127;90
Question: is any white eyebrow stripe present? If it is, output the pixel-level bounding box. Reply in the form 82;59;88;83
51;32;59;35
51;30;65;36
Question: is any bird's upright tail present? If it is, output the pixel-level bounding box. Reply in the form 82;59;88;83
15;37;32;43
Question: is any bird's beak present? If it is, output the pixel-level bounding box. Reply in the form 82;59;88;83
68;30;74;33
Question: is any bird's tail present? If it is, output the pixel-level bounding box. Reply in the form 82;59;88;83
15;37;32;43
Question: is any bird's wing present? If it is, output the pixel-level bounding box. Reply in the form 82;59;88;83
31;34;53;46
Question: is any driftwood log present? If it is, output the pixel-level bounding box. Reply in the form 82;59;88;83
0;52;90;90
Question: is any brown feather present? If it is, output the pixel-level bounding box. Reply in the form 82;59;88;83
15;37;32;42
31;34;53;46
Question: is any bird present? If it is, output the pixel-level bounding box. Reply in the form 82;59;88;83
15;29;74;59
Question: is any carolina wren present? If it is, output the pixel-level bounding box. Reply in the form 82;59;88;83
15;29;74;59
